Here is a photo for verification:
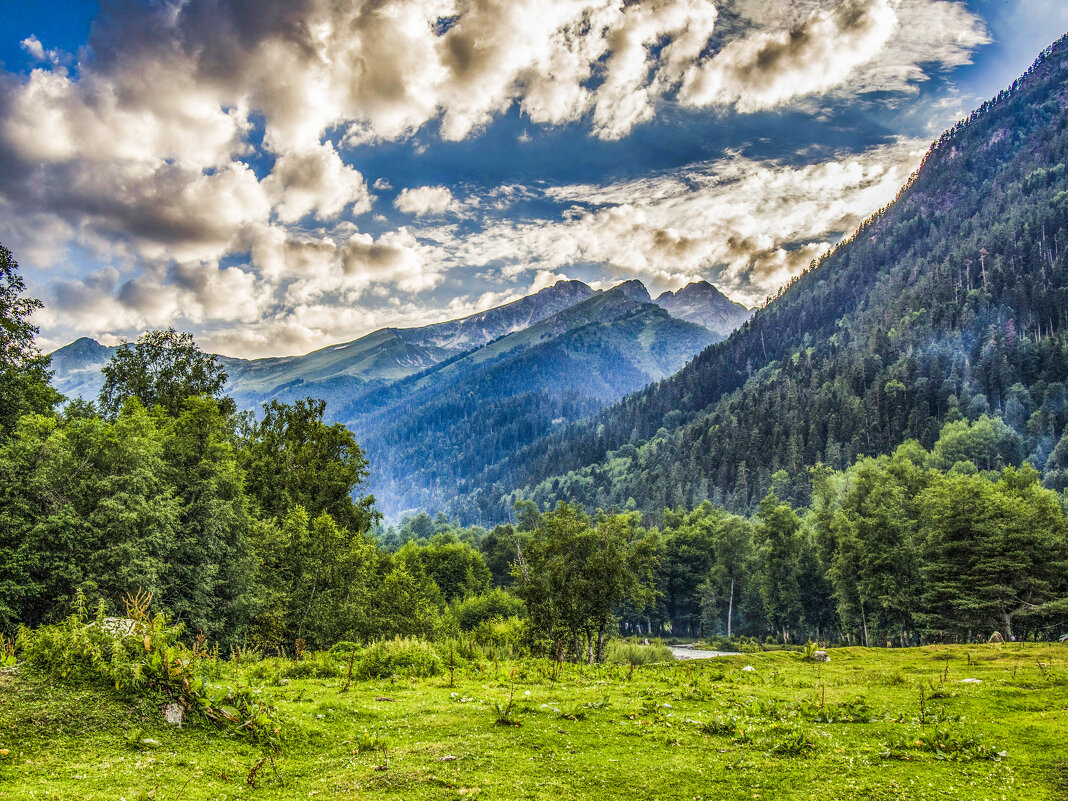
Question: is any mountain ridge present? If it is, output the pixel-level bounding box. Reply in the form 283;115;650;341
48;277;749;410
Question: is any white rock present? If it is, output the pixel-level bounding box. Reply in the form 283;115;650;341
162;703;183;726
958;678;982;684
812;650;831;662
742;665;756;673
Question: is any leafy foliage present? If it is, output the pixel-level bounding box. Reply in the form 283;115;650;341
513;503;658;662
99;328;229;418
0;243;59;435
16;591;281;748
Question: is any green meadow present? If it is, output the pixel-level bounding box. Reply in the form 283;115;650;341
2;643;1066;800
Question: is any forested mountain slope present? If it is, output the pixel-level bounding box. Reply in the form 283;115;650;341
346;287;719;518
455;35;1068;522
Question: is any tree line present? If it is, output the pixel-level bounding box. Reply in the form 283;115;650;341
2;239;1066;657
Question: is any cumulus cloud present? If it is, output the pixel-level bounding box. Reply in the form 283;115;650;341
263;144;372;223
394;185;460;216
424;140;927;305
0;0;994;356
679;0;898;110
339;230;442;293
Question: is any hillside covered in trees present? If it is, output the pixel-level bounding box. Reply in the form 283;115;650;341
454;35;1068;522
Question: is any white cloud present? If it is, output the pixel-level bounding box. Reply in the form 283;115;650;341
263;143;372;223
394;185;460;216
0;0;994;357
338;230;443;293
416;140;927;305
20;36;45;61
679;0;898;111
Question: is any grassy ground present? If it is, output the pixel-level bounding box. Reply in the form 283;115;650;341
1;644;1066;800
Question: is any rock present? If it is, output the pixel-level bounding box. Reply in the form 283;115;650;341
988;631;1004;643
643;638;649;646
958;678;982;684
162;703;184;726
741;665;756;672
812;650;831;662
438;755;458;761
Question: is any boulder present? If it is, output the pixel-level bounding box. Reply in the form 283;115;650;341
162;703;184;726
741;665;756;673
988;631;1004;643
812;650;831;662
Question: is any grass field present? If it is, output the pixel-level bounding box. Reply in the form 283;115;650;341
1;644;1066;800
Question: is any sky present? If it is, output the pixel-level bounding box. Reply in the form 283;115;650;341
0;0;1065;358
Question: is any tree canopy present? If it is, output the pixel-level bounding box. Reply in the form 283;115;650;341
99;328;229;418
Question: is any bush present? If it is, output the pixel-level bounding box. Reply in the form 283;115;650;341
450;590;526;631
603;640;675;665
358;638;441;678
282;651;343;679
16;591;282;748
471;616;528;659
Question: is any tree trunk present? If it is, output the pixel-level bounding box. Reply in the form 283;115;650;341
727;577;735;639
860;603;870;648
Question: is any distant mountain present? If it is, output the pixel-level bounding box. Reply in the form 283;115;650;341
342;285;720;517
48;338;118;401
49;279;597;407
453;34;1068;523
654;281;752;334
613;279;653;304
49;277;748;415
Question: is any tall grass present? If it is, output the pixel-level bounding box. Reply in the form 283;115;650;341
603;640;675;665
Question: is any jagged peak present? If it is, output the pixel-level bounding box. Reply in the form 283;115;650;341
610;279;652;303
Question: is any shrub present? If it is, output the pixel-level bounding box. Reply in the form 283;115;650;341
767;724;819;756
357;638;441;678
450;589;526;631
16;591;282;749
470;615;528;659
281;652;342;680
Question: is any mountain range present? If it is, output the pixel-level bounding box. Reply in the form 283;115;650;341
48;277;752;517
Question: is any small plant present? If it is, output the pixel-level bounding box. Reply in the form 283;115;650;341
124;727;159;750
698;715;744;739
493;684;522;726
882;726;1005;762
555;704;588;721
767;724;819;756
355;728;389;753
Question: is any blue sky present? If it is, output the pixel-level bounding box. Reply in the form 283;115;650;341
0;0;1065;358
